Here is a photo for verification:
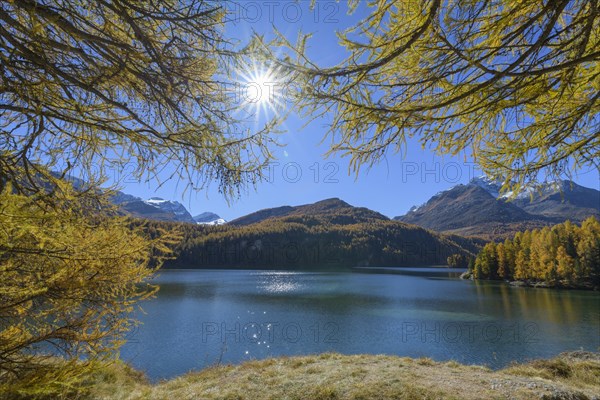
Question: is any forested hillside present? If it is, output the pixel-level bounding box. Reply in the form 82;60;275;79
144;207;483;269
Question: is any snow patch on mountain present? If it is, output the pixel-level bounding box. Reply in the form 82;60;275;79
470;176;504;198
143;197;195;222
197;218;226;226
468;176;564;200
193;212;226;225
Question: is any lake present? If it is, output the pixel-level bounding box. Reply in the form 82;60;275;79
120;268;600;381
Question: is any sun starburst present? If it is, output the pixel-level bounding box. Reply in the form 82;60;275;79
233;61;289;123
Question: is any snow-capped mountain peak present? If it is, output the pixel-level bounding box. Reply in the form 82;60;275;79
508;180;564;200
467;176;565;200
469;175;504;198
142;197;195;222
193;212;226;225
498;179;566;201
395;177;599;238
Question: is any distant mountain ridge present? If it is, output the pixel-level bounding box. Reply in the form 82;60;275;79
50;173;207;224
97;185;222;225
55;172;597;238
168;197;483;269
229;198;388;226
394;177;599;238
512;180;600;222
113;195;224;225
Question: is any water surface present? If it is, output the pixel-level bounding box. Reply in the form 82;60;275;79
121;268;600;381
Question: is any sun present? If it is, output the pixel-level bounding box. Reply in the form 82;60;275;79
234;62;287;120
247;70;276;105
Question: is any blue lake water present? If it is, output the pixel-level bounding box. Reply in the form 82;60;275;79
120;268;600;381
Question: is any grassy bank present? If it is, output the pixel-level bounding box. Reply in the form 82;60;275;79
4;352;600;400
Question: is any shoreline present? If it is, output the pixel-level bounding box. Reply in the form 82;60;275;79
460;271;599;291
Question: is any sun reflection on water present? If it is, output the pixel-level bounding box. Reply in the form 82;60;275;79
256;271;305;294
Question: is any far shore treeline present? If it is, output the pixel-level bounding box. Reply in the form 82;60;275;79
138;210;483;269
470;217;600;289
136;213;599;290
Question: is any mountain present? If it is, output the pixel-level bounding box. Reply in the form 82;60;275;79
193;212;226;225
166;198;483;269
143;197;195;223
397;184;537;229
108;187;223;225
109;191;141;205
229;198;388;226
47;173;196;224
512;180;600;222
112;194;225;225
394;177;599;239
117;197;195;223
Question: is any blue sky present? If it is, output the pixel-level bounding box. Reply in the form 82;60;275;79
112;1;599;221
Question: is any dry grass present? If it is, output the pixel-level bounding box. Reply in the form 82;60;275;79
4;353;599;400
504;354;600;393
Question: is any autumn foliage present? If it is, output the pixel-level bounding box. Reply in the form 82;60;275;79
472;217;600;287
0;184;179;397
